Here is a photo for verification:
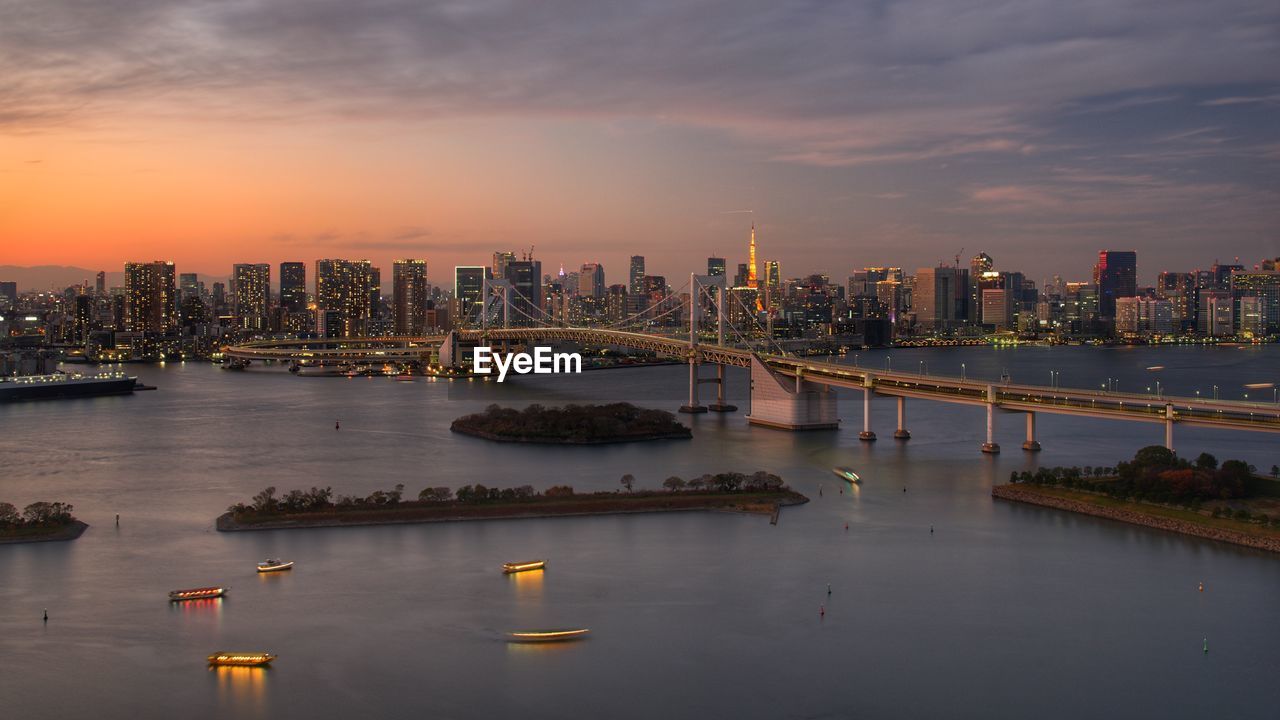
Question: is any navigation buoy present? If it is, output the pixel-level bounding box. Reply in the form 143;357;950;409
1203;638;1209;654
335;420;340;430
115;514;119;526
827;584;832;595
903;487;907;493
930;525;934;534
43;609;47;622
819;605;825;617
844;522;848;531
1198;582;1204;592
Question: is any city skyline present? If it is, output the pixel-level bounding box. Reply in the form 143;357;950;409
2;1;1278;282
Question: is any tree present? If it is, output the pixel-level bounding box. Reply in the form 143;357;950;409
663;476;686;492
1133;446;1176;469
1271;465;1279;478
419;487;452;502
1194;453;1218;470
22;502;73;525
620;474;635;492
388;484;405;505
251;486;278;513
0;502;18;526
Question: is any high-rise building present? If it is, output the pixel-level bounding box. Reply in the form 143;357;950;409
95;271;106;297
392;259;430;335
179;273;200;302
505;259;543;326
0;281;18;308
124;261;177;332
454;266;490;327
1230;270;1280;334
1197;290;1233;336
579;263;605;299
765;260;781;293
280;262;307;314
492;251;516;280
232;263;271;331
914;267;967;331
969;253;994;324
1238;296;1265;337
1094;250;1137;320
707;257;726;278
315;259;374;337
628;256;645;295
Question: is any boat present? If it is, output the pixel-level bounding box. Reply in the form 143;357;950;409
170;586;227;601
0;372;138;403
503;560;546;574
256;559;294;573
394;374;414;381
207;651;276;667
507;628;590;643
831;467;861;484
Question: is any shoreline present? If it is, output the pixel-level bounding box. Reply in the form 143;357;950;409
217;491;808;532
992;484;1280;554
0;520;89;545
449;426;692;444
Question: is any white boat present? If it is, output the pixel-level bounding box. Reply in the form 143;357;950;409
256;559;294;573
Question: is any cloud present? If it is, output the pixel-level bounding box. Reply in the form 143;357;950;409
1201;93;1280;106
2;0;1277;168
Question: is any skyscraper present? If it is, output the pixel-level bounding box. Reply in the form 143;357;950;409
454;266;490;326
124;261;177;332
95;271;106;297
747;224;759;290
629;256;645;295
969;252;994;324
707;257;726;277
178;273;200;304
505;259;543;326
1094;250;1137;320
280;262;307;314
579;263;605;299
492;251;516;280
1230;269;1280;334
914;266;967;332
232;263;270;331
315;259;374;337
393;259;430;335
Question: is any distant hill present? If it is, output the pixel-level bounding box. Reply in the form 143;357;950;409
0;266;225;292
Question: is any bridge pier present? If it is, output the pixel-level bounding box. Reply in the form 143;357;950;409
981;386;1000;453
1021;412;1041;451
1164;404;1174;452
893;396;910;440
745;356;838;430
708;364;737;412
679;357;708;413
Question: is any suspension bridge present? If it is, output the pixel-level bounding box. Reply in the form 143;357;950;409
222;274;1280;453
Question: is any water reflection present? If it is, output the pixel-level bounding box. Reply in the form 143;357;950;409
211;665;268;715
169;597;224;625
509;568;544;601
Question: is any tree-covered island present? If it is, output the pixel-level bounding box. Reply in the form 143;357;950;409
0;501;88;544
450;403;692;444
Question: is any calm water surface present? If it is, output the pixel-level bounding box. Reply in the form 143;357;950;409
1;345;1277;719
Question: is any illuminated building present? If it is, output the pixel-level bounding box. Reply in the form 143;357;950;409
707;257;726;278
232;263;270;331
492;251;516;279
1094;250;1137;320
315;259;374;337
124;261;176;332
914;266;967;332
1230;270;1280;334
453;266;490;327
579;263;605;299
392;259;430;335
505;258;543;326
629;256;645;295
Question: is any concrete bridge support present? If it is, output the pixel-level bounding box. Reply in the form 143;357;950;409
894;397;910;440
1164;404;1174;451
708;364;737;412
745;356;839;430
859;388;876;441
1022;412;1041;451
981;385;1000;454
679;356;707;414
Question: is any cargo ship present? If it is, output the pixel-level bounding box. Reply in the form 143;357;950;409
0;372;137;403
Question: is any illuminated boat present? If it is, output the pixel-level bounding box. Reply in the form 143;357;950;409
170;586;227;601
394;374;414;381
831;467;861;484
256;559;294;573
507;628;590;643
207;651;276;667
502;560;546;574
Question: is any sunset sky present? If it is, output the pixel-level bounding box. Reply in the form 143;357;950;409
2;0;1278;287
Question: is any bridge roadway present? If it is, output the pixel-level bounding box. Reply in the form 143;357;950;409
222;329;1280;437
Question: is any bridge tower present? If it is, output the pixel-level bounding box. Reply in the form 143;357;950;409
680;274;731;414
